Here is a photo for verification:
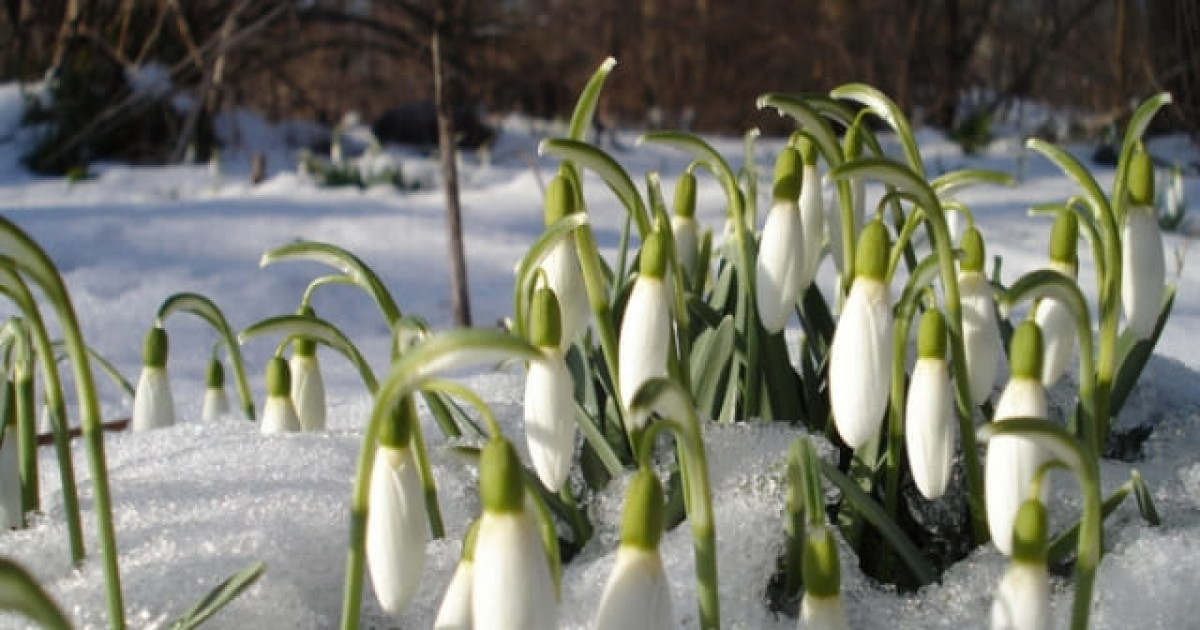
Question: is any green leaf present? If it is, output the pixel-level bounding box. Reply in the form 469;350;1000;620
1048;484;1129;565
0;557;72;630
931;168;1015;198
567;57;618;142
239;314;378;393
755;93;845;167
1111;93;1173;222
1026;139;1109;221
829;84;923;175
689;315;735;421
638;132;743;224
819;460;936;585
1130;469;1160;526
169;562;265;630
537;139;650;237
156;292;255;421
1110;285;1176;417
260;241;401;326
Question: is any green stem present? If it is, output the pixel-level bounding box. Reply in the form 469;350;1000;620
156;292;256;421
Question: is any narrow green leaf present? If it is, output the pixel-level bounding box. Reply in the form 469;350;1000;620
931;168;1015;198
1110;285;1176;417
1111;93;1173;222
260;241;402;326
169;562;266;630
51;341;133;399
1130;469;1160;526
829;84;923;175
1048;484;1129;565
567;57;618;142
537;138;650;237
156;292;255;421
689;316;735;420
755;93;845;167
0;558;72;630
1026;139;1109;220
239;315;378;393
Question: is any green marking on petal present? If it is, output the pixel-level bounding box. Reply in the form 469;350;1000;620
142;326;168;368
1009;321;1044;381
480;438;525;514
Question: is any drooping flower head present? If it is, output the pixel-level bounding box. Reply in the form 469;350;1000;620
433;519;481;630
472;438;557;630
595;468;673;630
799;526;849;630
131;326;176;432
755;146;804;334
986;321;1049;556
959;227;1003;405
906;308;956;500
260;356;301;434
200;354;231;422
671;170;700;283
1034;211;1079;386
830;219;892;450
290;306;327;431
523;287;577;492
1121;145;1166;340
796;135;826;294
367;400;429;617
541;171;589;351
620;229;672;429
991;499;1050;630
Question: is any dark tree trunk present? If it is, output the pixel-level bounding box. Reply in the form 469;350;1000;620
433;5;472;327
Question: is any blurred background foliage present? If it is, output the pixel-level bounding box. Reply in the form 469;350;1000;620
1;0;1196;170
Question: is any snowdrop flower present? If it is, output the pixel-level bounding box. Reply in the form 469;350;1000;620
523;287;577;492
619;229;672;429
799;526;849;630
796;137;826;293
671;170;700;283
472;438;556;630
959;227;1003;405
986;321;1050;556
0;384;21;529
366;402;429;617
433;520;480;630
829;220;892;449
991;499;1050;630
200;355;231;422
541;172;589;351
595;468;673;630
290;307;326;431
1034;211;1080;386
755;147;804;334
131;326;175;432
906;309;956;500
1121;147;1166;340
260;357;301;434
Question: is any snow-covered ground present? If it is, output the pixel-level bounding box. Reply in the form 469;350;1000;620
1;82;1199;629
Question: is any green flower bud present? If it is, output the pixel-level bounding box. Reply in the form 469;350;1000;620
544;172;579;226
854;220;889;281
638;230;668;280
293;305;318;357
802;527;841;598
1010;499;1048;564
772;147;802;201
529;287;563;349
142;326;169;368
1128;145;1154;207
1009;321;1044;380
205;356;225;388
265;356;291;397
480;437;525;514
796;135;818;166
673;171;697;220
378;398;415;449
961;227;986;273
620;468;665;550
1048;211;1079;267
917;308;948;360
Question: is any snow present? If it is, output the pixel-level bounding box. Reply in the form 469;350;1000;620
1;84;1200;629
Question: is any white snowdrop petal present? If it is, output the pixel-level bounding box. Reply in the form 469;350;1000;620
131;367;175;432
985;378;1049;556
619;277;671;426
800;593;850;630
200;387;231;422
366;446;429;616
798;163;825;292
595;547;674;630
755;199;804;333
1033;296;1076;387
472;511;556;630
433;560;473;630
960;271;1003;405
1121;205;1165;340
906;358;955;500
524;356;577;492
542;239;589;351
260;395;301;434
829;278;892;449
672;215;699;280
290;354;326;431
991;561;1050;630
